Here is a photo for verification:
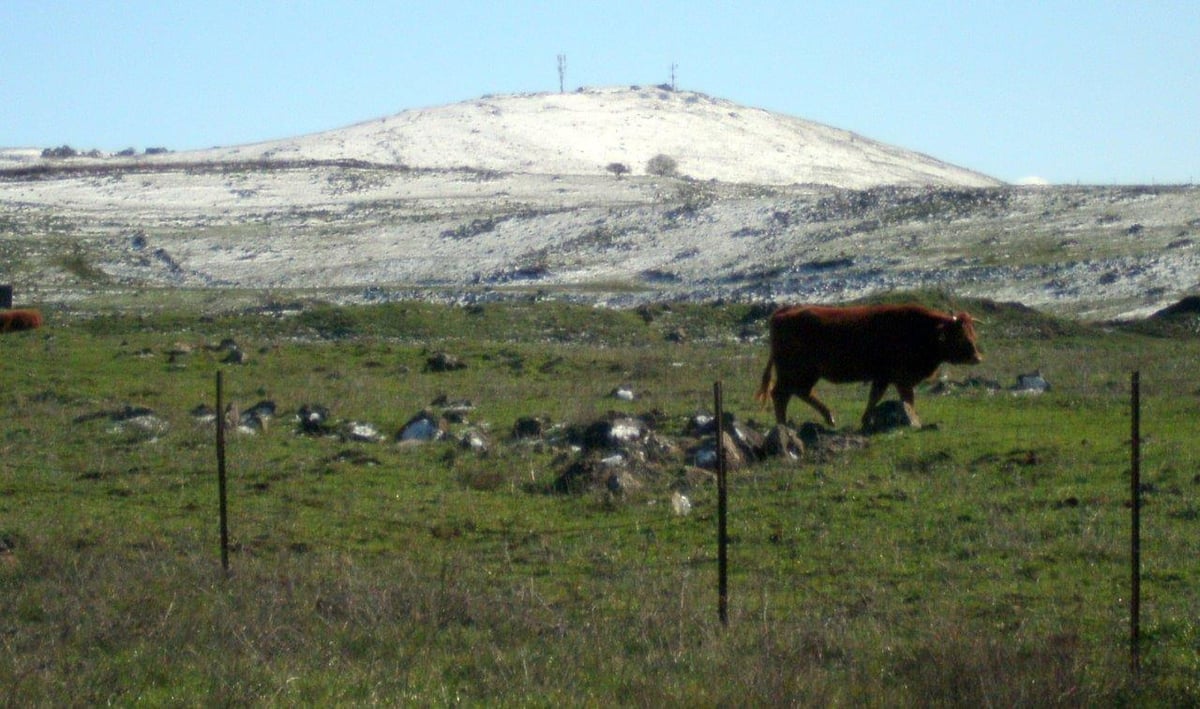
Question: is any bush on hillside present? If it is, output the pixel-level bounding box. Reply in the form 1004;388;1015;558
646;154;678;177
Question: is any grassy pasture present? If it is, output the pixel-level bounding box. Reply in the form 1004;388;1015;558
1;294;1198;705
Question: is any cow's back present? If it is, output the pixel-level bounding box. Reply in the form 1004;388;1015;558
769;304;948;383
0;309;43;333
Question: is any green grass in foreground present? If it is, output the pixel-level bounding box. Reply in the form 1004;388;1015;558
1;296;1198;704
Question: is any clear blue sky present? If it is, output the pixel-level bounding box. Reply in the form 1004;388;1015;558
3;1;1197;184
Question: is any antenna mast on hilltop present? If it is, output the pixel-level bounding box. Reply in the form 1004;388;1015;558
670;62;677;90
557;54;567;93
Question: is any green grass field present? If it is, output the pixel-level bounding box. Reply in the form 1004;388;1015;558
2;294;1197;704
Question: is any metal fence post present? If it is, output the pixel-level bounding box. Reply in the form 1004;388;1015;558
715;381;728;626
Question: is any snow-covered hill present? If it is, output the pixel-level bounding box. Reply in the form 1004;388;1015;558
159;87;999;189
4;88;1197;320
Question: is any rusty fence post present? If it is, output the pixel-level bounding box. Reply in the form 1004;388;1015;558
714;381;729;626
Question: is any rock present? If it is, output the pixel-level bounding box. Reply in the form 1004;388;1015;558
425;351;466;372
1014;370;1051;393
610;386;636;401
436;397;475;423
720;431;748;469
459;428;490;453
397;410;447;443
234;400;276;433
190;404;216;422
245;400;277;419
692;431;746;470
861;400;920;434
763;424;805;460
342;421;383;443
687;413;715;436
297;404;333;435
725;418;764;461
237;410;267;434
671;491;692;516
577;416;646;450
512;415;548;439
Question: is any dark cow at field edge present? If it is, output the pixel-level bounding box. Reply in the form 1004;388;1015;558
756;303;982;429
0;309;43;333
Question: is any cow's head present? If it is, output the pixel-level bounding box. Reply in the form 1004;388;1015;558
940;312;983;364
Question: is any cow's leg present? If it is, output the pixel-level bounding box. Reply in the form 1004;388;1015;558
796;386;836;428
896;384;916;409
770;387;791;425
860;380;890;429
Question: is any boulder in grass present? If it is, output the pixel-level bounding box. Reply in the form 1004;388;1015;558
763;425;805;460
425;351;466;372
298;404;334;435
512;415;548;440
861;400;920;434
397;410;447;443
1014;370;1051;394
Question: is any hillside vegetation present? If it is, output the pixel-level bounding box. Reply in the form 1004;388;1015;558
5;87;1195;320
2;295;1198;704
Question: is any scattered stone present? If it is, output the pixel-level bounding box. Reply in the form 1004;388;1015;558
433;396;475;423
297;404;334;435
397;410;447;443
686;413;715;436
929;375;1002;395
719;431;748;469
862;400;920;434
425;351;466;372
342;421;383;443
763;424;805;460
640;431;681;463
670;491;692;516
245;400;276;419
1014;370;1051;393
512;415;548;439
725;418;764;462
691;431;746;471
610;386;636;401
75;404;168;440
573;415;650;451
459;428;490;453
600;452;626;467
190;404;216;423
236;408;267;434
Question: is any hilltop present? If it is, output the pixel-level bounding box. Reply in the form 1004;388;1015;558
4;87;999;189
2;89;1196;320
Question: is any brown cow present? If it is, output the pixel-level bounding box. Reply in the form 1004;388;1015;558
756;303;982;429
0;309;44;333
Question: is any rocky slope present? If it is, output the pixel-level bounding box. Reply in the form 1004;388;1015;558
2;89;1196;320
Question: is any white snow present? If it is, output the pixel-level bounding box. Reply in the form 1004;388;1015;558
142;87;999;189
2;87;1196;321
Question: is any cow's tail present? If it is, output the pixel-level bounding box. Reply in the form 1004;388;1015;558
755;352;775;405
